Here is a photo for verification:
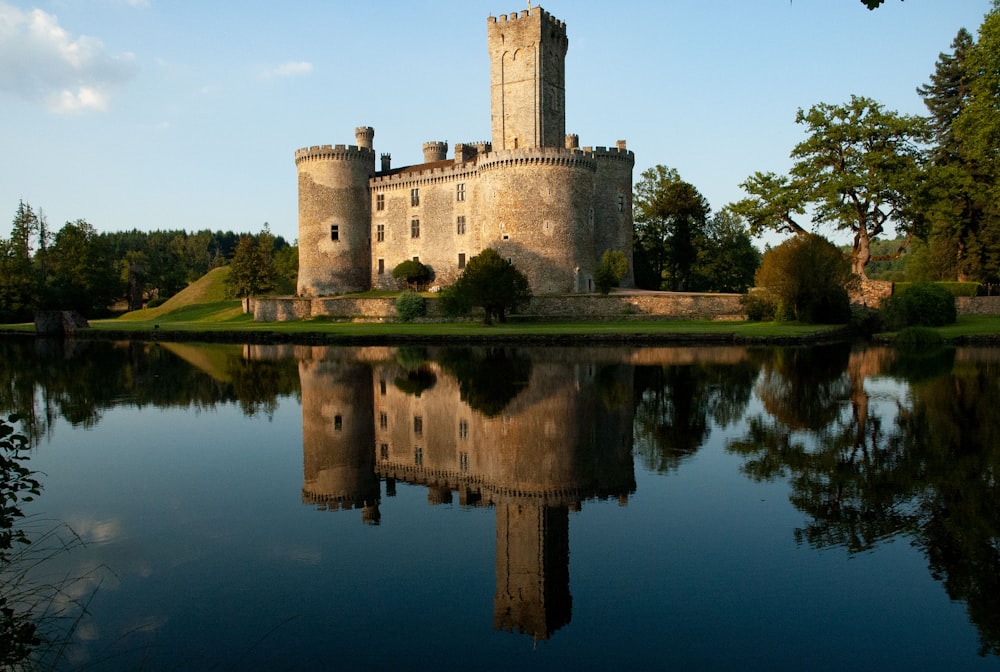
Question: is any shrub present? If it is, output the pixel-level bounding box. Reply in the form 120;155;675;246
394;291;426;322
881;282;956;330
754;234;854;324
145;297;167;309
438;285;471;318
893;281;979;298
391;260;432;289
449;249;532;324
741;291;777;322
894;326;944;351
594;250;629;294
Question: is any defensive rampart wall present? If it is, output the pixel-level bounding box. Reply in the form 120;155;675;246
253;292;747;322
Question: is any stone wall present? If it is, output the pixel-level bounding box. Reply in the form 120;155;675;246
253;292;746;322
957;296;1000;315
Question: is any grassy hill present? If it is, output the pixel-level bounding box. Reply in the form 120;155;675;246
118;266;245;323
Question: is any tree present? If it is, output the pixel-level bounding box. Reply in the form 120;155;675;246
45;219;120;315
913;28;996;282
391;259;432;289
226;227;276;312
445;248;531;324
633;165;710;291
594;250;629;294
0;202;41;321
733;96;930;278
754;234;855;324
693;209;761;293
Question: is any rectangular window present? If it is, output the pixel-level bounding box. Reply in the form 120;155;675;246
456;183;466;202
376;223;384;242
458;253;466;269
379;379;386;395
380;443;389;460
411;188;419;206
334;415;342;431
379;411;387;429
618;194;625;213
460;451;469;473
376;193;385;211
377;258;385;275
411;219;420;238
414;416;423;437
414;447;423;466
456;215;466;235
459;419;468;439
330;224;339;241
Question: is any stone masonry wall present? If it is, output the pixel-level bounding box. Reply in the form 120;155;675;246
253;292;746;322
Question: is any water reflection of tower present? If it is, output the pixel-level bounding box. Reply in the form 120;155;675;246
299;351;379;524
373;351;636;641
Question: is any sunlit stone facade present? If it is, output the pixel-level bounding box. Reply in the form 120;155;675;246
296;7;635;297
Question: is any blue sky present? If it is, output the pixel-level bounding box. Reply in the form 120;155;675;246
0;0;993;246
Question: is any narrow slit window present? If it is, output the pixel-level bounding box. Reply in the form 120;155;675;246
330;224;339;241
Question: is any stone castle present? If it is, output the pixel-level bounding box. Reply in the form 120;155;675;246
295;6;635;297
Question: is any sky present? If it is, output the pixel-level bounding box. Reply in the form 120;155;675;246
0;0;995;247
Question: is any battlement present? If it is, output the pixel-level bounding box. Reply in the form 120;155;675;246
477;146;599;173
370;157;479;188
488;6;566;33
295;144;375;165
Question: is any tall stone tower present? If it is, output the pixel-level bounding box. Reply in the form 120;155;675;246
487;8;568;151
295;127;375;296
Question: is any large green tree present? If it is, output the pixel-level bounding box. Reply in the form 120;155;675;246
733;96;929;278
45;219;120;315
692;209;761;293
633;165;710;291
226;226;277;313
0;202;41;321
914;27;997;282
443;248;531;325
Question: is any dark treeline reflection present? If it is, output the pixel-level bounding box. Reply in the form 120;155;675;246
0;337;300;442
728;344;1000;658
3;337;1000;655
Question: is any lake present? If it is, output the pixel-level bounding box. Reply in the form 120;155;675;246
2;337;998;671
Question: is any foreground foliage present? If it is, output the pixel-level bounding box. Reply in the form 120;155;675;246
752;234;855;324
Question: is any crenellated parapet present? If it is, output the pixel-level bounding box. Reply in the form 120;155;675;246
370;157;479;190
477;146;598;174
294;144;376;165
488;7;566;33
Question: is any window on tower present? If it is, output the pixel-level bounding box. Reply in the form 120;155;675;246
456;183;466;201
411;188;420;206
376;193;385;211
376;223;384;242
330;224;339;241
411;219;420;238
456;216;466;235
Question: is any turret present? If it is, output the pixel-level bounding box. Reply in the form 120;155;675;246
295;128;376;296
422;141;448;163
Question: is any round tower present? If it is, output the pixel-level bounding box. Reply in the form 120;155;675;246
299;350;379;524
295;128;375;296
422;141;448;163
478;148;597;293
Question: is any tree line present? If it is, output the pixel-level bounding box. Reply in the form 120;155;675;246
0;202;296;322
637;1;1000;295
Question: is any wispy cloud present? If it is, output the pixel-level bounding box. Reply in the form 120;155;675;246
260;60;313;79
0;1;138;113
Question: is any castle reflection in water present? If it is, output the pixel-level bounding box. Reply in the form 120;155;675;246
254;345;646;641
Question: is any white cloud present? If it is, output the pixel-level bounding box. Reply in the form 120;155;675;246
260;60;313;79
0;1;137;113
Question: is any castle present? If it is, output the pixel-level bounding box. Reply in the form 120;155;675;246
295;6;635;297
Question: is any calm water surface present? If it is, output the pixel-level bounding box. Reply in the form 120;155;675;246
2;338;999;671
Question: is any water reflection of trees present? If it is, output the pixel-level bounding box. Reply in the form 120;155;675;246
728;345;1000;657
0;338;300;443
633;356;757;473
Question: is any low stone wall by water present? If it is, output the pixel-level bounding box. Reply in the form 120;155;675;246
957;296;1000;315
253;292;747;322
